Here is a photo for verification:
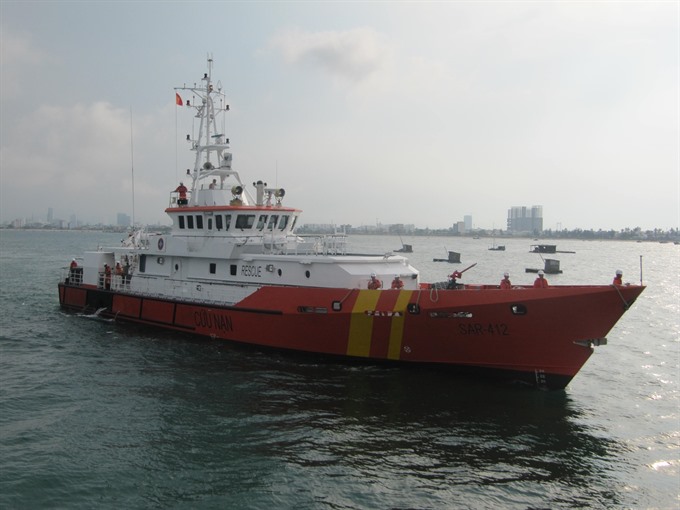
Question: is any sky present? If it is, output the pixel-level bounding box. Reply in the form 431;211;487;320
1;1;678;231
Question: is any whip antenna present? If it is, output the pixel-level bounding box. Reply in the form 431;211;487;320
130;106;136;228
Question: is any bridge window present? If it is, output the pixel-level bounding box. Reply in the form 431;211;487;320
216;215;223;230
209;263;216;274
196;215;203;229
267;215;279;230
257;214;268;230
236;214;255;229
279;215;289;230
178;216;185;229
225;214;232;231
187;216;194;229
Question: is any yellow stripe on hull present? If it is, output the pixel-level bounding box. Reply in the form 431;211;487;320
347;290;381;357
388;291;412;360
347;290;413;359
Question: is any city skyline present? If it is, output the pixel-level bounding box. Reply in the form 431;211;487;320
3;204;674;235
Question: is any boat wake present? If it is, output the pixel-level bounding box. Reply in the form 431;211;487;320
79;307;114;322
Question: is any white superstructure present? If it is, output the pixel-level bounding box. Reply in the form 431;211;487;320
77;57;419;304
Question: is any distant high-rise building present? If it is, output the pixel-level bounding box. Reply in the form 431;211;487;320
453;221;466;234
117;213;131;227
47;207;53;223
464;215;472;231
507;205;543;233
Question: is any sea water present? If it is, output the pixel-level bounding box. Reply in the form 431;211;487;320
0;230;678;509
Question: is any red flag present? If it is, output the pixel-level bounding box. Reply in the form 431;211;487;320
175;93;183;106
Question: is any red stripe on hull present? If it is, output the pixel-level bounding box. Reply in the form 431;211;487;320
112;295;142;318
57;283;644;389
141;300;175;324
61;286;87;308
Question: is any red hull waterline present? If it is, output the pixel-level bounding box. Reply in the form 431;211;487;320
58;281;644;389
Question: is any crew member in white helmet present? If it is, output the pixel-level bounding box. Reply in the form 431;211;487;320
368;273;382;290
533;270;549;288
613;269;623;285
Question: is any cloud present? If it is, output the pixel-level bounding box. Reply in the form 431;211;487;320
0;99;179;224
0;26;54;97
269;27;390;82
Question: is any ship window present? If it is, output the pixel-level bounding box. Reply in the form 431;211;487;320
178;216;185;229
279;215;289;230
187;216;194;229
256;214;268;230
230;264;237;276
236;214;255;229
209;263;216;274
207;218;212;230
139;254;146;272
511;304;527;315
290;216;298;230
196;215;203;229
267;215;279;230
225;214;232;231
215;215;223;230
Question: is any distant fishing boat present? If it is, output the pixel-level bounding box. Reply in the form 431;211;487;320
530;244;575;254
526;258;563;274
395;236;413;253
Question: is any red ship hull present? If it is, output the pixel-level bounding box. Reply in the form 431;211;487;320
58;282;644;389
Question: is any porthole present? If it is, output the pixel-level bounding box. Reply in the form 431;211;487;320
305;270;310;278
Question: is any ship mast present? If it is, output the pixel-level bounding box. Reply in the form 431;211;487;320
176;56;251;205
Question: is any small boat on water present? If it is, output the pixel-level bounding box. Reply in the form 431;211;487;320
531;244;575;254
433;250;461;263
395;236;413;253
526;259;563;274
57;58;645;390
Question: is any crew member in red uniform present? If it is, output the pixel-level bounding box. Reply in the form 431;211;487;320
533;270;549;288
104;264;112;290
499;272;512;289
368;273;382;290
68;258;79;284
175;182;188;206
613;269;623;285
391;275;404;289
